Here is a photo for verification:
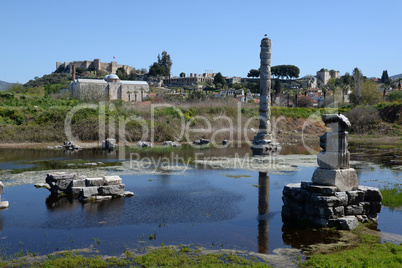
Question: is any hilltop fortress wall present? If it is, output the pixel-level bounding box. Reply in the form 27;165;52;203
56;59;135;74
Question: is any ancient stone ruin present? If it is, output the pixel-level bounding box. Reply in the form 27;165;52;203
62;141;82;151
102;138;117;150
282;114;382;230
251;36;280;155
137;141;153;148
0;182;9;209
164;141;181;147
43;172;133;202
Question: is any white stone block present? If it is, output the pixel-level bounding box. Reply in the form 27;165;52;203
337;216;359;230
103;176;122;185
317;151;350;169
85;178;104;187
124;191;134;197
95;195;112;201
0;201;9;209
71;179;86;187
312;168;358;192
98;184;125;196
71;187;83;196
80;187;99;198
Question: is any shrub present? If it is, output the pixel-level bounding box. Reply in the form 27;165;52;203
388;90;402;102
345;106;380;133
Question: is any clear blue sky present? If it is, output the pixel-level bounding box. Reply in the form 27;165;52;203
1;0;401;83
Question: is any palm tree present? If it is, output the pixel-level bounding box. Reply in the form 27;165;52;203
341;85;350;104
127;90;132;102
321;85;329;107
293;88;302;107
380;84;390;101
282;88;291;107
134;89;139;102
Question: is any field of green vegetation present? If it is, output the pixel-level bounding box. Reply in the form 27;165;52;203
0;90;401;143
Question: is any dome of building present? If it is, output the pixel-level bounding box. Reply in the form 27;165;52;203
104;74;120;82
107;74;119;80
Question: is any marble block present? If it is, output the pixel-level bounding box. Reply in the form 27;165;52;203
312;168;358;191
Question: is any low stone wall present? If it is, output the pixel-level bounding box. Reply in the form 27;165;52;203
282;182;382;230
44;172;133;202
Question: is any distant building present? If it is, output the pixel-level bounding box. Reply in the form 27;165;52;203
68;74;149;102
163;73;213;87
316;68;340;85
56;59;136;75
226;76;242;85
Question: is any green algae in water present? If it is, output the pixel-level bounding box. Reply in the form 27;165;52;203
10;159;122;174
381;185;402;210
225;174;252;179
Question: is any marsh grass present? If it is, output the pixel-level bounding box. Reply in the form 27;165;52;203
125;144;193;154
381;185;402;209
0;246;271;267
301;224;402;268
225;174;252;179
10;159;122;174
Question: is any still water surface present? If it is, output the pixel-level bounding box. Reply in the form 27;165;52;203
0;143;400;256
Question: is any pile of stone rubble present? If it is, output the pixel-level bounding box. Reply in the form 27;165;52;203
40;172;133;202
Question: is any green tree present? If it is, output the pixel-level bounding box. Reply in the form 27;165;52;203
388;90;402;101
213;72;226;89
271;65;300;79
273;78;282;96
158;51;172;77
341;72;353;86
7;83;25;93
350;68;363;105
321;85;329;107
232;83;242;90
148;51;172;77
341;84;350;104
128;70;138;80
381;70;390;85
246;81;259;93
116;67;128;80
148;62;165;76
362;79;381;105
247;69;260;78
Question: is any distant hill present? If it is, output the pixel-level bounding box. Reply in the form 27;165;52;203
0;80;11;91
390;73;402;80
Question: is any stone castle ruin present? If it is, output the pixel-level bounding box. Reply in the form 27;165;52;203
282;114;382;230
56;59;135;75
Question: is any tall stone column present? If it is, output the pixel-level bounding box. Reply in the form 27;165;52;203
251;36;280;155
259;37;272;137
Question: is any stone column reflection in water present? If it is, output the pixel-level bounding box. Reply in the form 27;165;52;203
257;172;269;253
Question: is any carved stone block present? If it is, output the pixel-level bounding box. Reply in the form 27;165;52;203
312;168;358;191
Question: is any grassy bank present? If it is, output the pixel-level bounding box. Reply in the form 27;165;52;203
2;225;401;267
0;246;271;267
301;225;402;267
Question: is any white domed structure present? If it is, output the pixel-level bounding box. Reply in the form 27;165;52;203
104;74;120;82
